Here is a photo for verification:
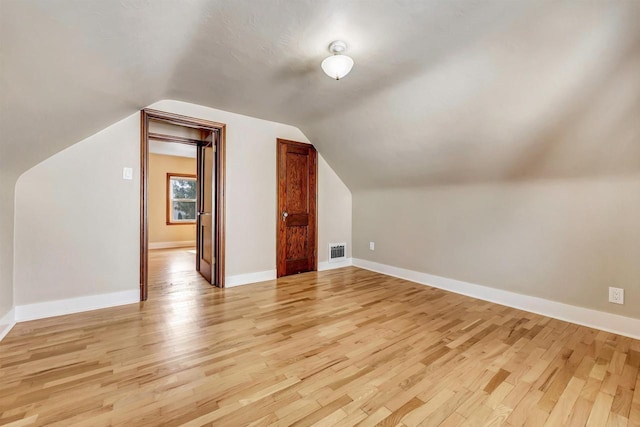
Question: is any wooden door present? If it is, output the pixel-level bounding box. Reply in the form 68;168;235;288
196;132;215;283
277;139;317;277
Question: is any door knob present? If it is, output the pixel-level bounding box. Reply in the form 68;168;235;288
282;211;288;221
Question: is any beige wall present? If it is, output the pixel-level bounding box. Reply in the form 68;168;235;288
353;174;640;319
318;156;352;262
0;170;16;328
148;153;196;245
149;100;352;271
14;100;352;305
15;115;141;305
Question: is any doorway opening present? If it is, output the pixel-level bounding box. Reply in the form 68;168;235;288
140;109;226;301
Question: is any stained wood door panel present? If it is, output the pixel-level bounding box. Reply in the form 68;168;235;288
286;227;308;259
199;214;212;262
286;226;310;275
196;136;214;283
277;139;317;278
285;213;308;227
286;152;309;212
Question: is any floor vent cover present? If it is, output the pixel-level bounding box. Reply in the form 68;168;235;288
329;243;347;263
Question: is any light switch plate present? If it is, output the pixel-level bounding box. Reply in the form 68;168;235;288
122;167;133;180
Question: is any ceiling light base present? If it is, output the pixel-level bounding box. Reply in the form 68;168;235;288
328;40;348;54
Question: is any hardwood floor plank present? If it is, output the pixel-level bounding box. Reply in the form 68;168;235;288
0;248;638;426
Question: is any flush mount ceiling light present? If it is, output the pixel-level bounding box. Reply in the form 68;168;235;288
321;40;354;80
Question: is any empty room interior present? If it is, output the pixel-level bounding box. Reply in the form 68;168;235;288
0;1;639;426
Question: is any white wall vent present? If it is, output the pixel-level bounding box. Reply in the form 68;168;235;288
329;243;347;263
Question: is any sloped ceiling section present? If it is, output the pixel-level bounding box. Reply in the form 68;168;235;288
1;0;639;189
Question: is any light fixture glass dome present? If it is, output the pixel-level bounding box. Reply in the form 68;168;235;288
321;54;354;80
321;41;354;80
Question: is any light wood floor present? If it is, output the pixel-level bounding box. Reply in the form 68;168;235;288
1;248;639;426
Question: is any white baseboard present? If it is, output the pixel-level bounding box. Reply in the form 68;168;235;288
225;270;277;287
15;289;140;322
0;307;16;342
318;258;353;271
353;258;640;340
149;241;196;249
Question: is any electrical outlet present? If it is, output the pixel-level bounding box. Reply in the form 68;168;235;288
369;242;375;251
608;287;624;304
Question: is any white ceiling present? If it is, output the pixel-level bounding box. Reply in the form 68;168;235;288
1;0;639;188
149;141;197;159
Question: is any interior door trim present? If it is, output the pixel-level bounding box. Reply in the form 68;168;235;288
140;108;226;300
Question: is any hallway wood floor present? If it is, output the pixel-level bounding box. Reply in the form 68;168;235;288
1;248;639;426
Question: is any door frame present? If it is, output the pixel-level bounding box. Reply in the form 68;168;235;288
140;108;226;300
276;138;318;278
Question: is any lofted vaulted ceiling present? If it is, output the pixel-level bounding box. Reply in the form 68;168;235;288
1;0;639;189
